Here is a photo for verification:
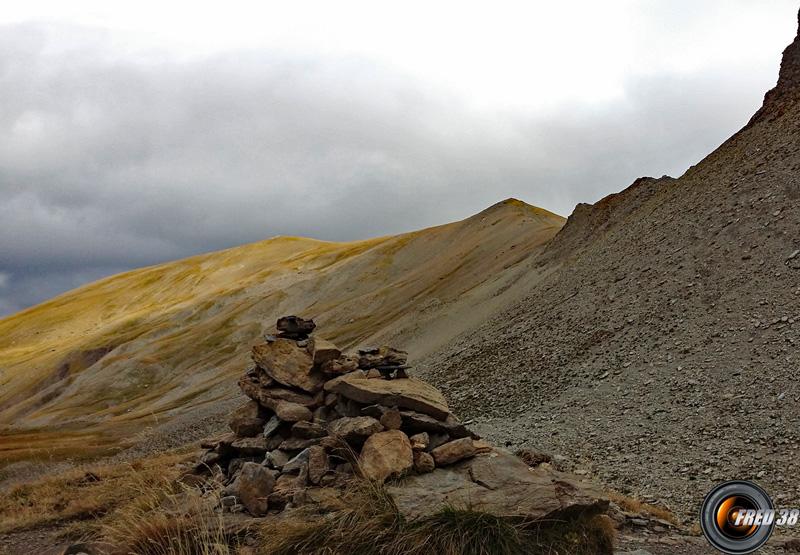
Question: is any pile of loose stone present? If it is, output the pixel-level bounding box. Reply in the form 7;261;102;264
196;316;490;516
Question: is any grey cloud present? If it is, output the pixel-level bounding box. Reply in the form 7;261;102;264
0;21;785;315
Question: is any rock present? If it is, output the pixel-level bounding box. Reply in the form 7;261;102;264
380;407;403;430
358;430;413;482
431;438;476;466
276;315;316;338
325;371;450;420
200;433;233;450
291;421;327;439
327;416;384;444
357;346;408;368
426;433;450;452
220;495;238;507
409;432;429;451
237;378;318;413
197;451;222;471
308;445;329;485
268;473;300;508
399;410;469;438
226;462;275;516
308;337;341;366
262;415;281;438
274;401;313;423
231;437;269;457
413;451;435;473
228;400;265;437
516;449;552;467
251;339;324;393
282;448;311;474
473;439;492;454
386;449;608;521
263;449;290;469
321;355;359;375
279;437;321;451
312;406;332;423
335;396;362;417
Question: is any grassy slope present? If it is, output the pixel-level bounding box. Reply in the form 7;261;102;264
0;199;563;462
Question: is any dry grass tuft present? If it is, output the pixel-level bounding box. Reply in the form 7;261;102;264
0;451;192;534
607;490;678;524
99;481;237;555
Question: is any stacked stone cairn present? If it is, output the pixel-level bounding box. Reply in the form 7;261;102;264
196;316;489;516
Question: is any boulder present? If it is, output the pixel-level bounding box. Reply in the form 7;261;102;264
380;407;403;430
325;371;450;420
358;430;413;482
327;416;383;444
252;339;324;393
431;438;476;466
276;315;316;338
386;449;608;521
413;451;435;474
226;462;275;516
228;400;265;437
308;337;341;366
307;445;329;485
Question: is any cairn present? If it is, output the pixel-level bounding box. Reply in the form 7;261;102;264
196;316;487;516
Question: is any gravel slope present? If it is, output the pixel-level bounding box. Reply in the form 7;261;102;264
420;12;800;522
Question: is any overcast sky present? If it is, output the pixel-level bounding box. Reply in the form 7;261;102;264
1;1;797;316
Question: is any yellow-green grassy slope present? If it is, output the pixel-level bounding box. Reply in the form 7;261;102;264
0;199;563;461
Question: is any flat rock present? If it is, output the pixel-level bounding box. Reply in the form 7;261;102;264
263;449;290;469
359;430;413;482
291;421;327;439
252;339;324;393
231;437;269;457
399;410;469;437
386;449;608;521
325;371;450;420
327;416;383;444
227;462;275;516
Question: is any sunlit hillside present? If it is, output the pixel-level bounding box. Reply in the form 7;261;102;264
0;199;563;463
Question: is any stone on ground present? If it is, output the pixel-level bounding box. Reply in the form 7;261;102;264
226;462;276;516
431;437;476;466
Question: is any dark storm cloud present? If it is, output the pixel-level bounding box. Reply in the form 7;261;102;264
0;21;783;315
